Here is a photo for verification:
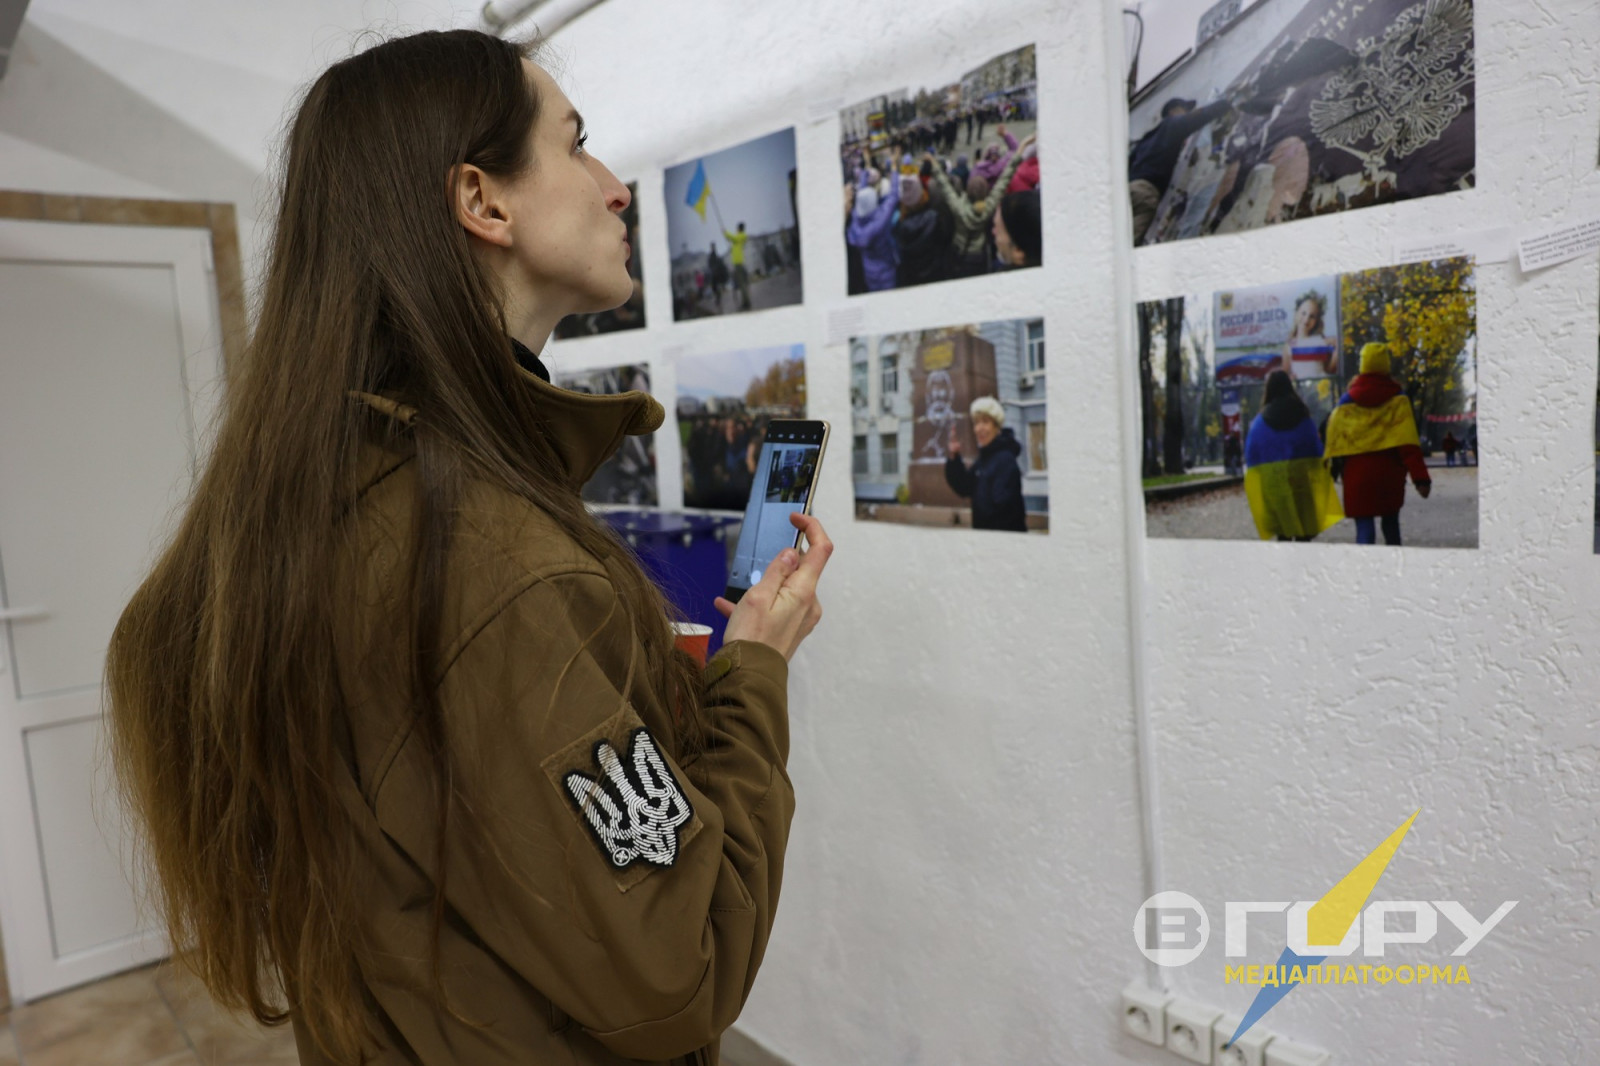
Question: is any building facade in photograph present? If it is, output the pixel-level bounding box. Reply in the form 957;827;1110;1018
852;318;1047;513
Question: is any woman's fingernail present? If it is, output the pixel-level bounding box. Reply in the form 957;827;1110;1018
780;549;798;566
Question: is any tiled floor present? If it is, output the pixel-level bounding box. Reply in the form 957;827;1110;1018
0;962;298;1065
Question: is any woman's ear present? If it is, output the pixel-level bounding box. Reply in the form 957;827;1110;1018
451;163;514;248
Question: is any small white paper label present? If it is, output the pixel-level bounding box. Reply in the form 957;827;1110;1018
826;305;866;347
1517;216;1600;273
808;96;845;125
1392;226;1511;266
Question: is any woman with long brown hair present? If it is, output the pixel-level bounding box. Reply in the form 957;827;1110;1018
105;29;830;1066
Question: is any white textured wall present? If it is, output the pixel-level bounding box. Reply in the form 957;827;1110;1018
546;2;1152;1063
1131;0;1600;1063
4;0;1597;1063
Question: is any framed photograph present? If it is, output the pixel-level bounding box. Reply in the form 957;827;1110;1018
1138;257;1477;548
676;345;807;510
851;317;1047;534
665;130;802;320
1122;0;1475;246
841;44;1040;293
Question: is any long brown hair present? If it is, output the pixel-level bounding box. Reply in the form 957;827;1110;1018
105;29;702;1063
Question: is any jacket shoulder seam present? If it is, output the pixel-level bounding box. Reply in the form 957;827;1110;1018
363;563;613;802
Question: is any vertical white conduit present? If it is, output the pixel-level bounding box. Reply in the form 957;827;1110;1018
1103;0;1167;993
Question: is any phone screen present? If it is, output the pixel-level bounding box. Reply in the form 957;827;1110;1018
725;421;826;600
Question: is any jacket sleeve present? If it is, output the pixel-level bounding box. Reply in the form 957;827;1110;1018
945;455;976;498
1171;98;1231;140
1399;444;1431;486
380;568;793;1060
994;457;1023;512
980;153;1026;223
931;166;977;228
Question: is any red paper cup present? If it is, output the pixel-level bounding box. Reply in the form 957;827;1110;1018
671;622;713;667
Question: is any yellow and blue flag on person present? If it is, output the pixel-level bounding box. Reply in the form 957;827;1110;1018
1323;395;1420;457
1324;341;1422;459
685;161;710;221
1243;415;1344;540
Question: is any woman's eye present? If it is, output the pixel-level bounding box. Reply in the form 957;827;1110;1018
575;135;589;155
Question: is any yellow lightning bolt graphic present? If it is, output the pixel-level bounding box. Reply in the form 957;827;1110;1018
1306;809;1420;948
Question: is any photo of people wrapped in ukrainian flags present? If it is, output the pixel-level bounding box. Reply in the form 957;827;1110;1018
1137;256;1477;548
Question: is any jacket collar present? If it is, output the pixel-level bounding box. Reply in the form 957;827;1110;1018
349;358;664;490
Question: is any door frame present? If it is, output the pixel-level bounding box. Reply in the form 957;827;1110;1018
0;191;246;1003
0;190;246;373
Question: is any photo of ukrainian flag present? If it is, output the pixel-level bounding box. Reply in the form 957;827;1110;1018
664;127;802;321
686;161;710;220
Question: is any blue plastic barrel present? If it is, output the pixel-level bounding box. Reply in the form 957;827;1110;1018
600;510;743;654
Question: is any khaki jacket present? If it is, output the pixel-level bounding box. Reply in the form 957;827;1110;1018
291;365;794;1065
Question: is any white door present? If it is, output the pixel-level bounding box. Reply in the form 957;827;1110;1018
0;218;225;1001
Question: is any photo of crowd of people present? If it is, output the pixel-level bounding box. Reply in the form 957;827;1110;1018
553;181;646;338
665;129;802;320
840;44;1041;294
1137;256;1478;548
1122;0;1475;246
555;364;658;506
851;317;1048;533
676;344;807;511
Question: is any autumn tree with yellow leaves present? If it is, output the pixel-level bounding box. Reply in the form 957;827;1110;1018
745;356;807;414
1339;256;1477;422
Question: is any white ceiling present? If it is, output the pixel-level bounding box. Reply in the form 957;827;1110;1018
26;0;485;86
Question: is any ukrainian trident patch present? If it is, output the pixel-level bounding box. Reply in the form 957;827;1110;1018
563;728;694;870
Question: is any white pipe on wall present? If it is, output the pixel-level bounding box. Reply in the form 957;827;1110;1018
1101;0;1167;993
481;0;609;36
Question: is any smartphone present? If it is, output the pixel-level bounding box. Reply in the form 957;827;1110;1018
723;419;830;604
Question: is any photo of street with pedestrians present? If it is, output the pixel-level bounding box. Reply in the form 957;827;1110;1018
665;129;802;320
1139;256;1477;547
1122;0;1475;247
677;344;807;511
554;363;658;506
852;318;1048;533
841;44;1040;294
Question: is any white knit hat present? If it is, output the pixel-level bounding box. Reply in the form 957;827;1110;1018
854;184;879;220
969;396;1005;426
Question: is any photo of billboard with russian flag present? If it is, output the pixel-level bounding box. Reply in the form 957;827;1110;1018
1136;257;1478;549
1213;275;1339;385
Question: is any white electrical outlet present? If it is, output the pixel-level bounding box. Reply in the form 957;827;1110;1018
1165;997;1222;1064
1264;1038;1331;1066
1120;982;1170;1046
1212;1013;1273;1066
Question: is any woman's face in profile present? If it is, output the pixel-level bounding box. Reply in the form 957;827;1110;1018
500;61;634;317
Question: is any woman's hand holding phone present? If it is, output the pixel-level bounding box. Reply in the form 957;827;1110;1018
714;512;832;661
